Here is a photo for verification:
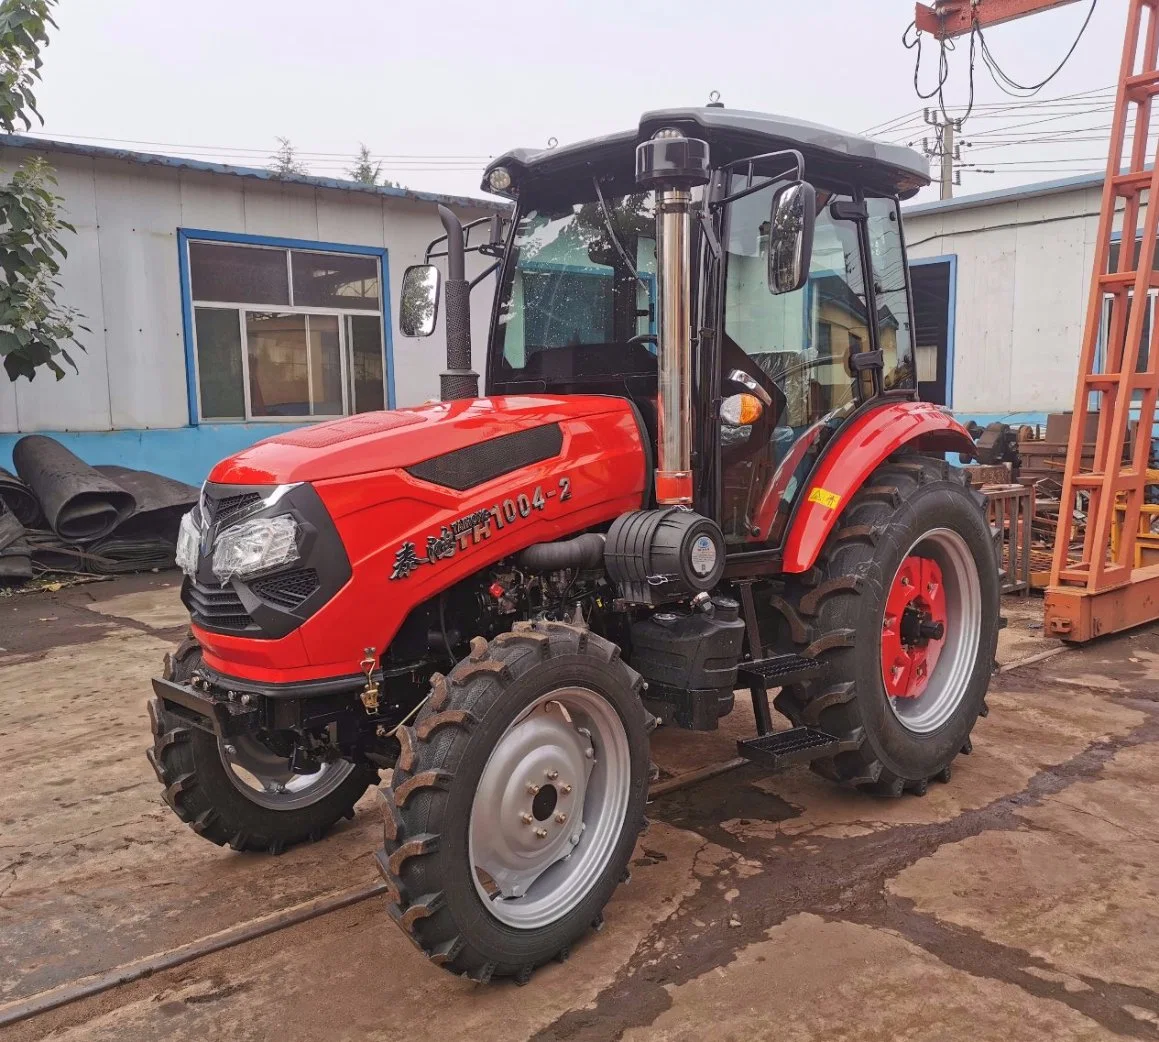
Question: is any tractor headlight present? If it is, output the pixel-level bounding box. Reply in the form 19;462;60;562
211;515;299;583
176;510;201;578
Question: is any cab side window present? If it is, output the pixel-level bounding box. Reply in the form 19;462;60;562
866;197;915;391
723;180;869;428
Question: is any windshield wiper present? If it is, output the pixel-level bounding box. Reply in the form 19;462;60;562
592;177;649;294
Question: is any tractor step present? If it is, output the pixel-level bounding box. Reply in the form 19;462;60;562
737;653;824;690
736;726;845;770
738;653;827;737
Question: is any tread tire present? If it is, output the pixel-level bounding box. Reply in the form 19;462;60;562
147;635;379;853
378;620;651;983
770;454;1000;795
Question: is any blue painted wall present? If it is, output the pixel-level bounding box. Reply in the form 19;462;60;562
0;424;305;487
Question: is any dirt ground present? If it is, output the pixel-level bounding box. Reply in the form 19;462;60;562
2;575;1157;1041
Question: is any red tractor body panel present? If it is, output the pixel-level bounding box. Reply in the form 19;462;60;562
195;395;648;684
209;395;639;485
780;401;976;573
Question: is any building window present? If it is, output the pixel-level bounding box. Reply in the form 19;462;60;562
185;237;388;421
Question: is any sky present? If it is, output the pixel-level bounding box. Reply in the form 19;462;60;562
28;0;1131;204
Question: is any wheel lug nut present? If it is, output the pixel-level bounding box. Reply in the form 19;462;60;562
527;783;540;795
584;748;593;759
560;784;572;794
545;769;559;780
534;828;548;839
520;812;533;825
555;812;567;824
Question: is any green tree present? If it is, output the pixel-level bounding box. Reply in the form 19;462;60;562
0;0;85;381
269;136;307;178
347;143;381;186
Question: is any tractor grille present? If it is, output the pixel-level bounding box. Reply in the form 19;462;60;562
250;568;320;610
204;491;262;529
185;579;256;634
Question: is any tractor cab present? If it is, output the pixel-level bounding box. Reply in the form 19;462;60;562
402;107;934;555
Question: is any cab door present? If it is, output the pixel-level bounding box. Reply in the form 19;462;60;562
715;182;918;547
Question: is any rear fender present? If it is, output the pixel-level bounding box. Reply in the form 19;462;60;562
781;400;975;573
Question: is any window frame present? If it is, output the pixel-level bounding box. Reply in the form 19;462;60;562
178;228;394;425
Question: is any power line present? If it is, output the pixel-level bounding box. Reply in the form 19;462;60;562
962;155;1107;165
864;86;1116;140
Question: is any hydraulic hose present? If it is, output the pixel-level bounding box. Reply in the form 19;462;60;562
515;533;606;572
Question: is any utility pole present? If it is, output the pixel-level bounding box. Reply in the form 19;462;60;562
940;119;955;200
921;109;962;200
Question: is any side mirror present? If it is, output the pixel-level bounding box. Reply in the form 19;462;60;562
399;264;441;337
767;180;816;295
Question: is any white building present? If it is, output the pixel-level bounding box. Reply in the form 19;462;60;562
903;172;1107;426
0;137;504;485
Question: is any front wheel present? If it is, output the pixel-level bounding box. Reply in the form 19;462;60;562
771;455;1000;795
147;637;379;853
377;620;651;983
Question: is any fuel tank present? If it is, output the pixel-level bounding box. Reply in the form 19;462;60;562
193;395;649;685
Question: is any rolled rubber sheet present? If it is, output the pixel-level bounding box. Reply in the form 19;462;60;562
13;435;137;542
3;437;198;580
0;466;41;527
0;505;31;582
93;465;197;538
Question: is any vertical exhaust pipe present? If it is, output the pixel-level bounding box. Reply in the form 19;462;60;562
437;204;480;402
636;130;710;505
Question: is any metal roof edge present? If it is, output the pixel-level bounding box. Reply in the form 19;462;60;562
0;134;510;212
903;170;1104;217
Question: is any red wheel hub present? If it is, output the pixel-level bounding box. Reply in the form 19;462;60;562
881;555;946;699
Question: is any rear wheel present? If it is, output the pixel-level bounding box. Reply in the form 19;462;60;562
771;455;999;794
377;620;651;983
147;636;379;853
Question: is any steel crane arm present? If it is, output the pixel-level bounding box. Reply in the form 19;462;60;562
914;0;1084;40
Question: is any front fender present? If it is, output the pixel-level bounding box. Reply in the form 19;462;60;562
781;401;975;573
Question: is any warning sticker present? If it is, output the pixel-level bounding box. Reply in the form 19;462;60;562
807;487;841;511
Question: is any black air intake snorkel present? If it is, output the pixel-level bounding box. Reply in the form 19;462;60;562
437;204;480;401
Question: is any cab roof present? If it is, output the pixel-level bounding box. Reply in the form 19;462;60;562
484;106;931;200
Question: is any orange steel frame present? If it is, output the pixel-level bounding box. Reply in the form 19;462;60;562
916;0;1159;642
1046;0;1159;642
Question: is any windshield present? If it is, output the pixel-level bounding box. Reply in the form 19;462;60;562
492;189;657;385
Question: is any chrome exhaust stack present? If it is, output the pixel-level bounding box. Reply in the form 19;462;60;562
636;130;710;506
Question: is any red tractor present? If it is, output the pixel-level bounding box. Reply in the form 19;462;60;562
149;107;999;983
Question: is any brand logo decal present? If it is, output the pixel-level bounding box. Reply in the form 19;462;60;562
390;476;572;581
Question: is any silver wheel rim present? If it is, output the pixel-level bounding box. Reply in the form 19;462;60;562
468;687;631;930
218;735;357;811
884;527;983;735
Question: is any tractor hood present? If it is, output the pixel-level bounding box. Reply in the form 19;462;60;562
209;395;642;485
